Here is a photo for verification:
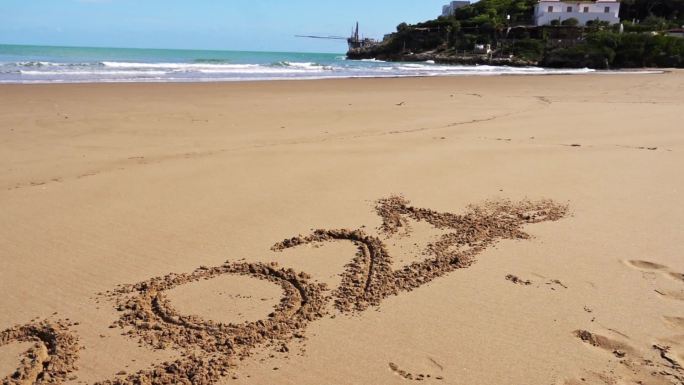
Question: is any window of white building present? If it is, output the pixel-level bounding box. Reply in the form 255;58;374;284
548;6;554;12
604;6;610;12
566;6;573;12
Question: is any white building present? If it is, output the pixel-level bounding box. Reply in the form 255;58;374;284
667;28;684;38
442;1;470;17
534;0;620;26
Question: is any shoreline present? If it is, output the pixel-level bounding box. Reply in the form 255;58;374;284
0;67;668;86
3;42;679;84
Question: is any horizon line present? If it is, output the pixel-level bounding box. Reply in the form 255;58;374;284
0;42;346;56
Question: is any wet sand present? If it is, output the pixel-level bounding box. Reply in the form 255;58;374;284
1;72;683;384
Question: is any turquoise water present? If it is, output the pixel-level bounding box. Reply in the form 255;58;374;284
0;44;594;83
0;44;341;66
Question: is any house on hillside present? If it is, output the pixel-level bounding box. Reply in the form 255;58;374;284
534;0;620;26
442;1;470;17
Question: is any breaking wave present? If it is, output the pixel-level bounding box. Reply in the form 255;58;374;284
0;57;598;84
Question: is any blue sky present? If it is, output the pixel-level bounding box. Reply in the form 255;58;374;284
0;0;452;53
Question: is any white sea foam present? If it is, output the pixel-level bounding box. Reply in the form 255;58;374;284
97;61;334;74
20;70;167;76
14;61;87;67
101;61;262;70
0;57;605;84
393;63;593;75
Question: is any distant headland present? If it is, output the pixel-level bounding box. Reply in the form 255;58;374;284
347;0;684;69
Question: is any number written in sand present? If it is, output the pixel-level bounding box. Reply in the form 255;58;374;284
1;196;567;385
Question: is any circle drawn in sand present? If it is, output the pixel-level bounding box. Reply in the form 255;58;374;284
108;262;328;355
165;274;285;325
0;320;79;385
98;262;328;385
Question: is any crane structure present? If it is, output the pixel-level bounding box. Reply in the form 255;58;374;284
296;22;378;50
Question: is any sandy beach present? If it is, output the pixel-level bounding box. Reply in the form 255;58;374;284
1;72;683;385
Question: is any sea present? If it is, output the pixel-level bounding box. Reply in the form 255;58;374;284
0;44;596;84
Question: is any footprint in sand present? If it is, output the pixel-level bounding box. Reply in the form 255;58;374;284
574;330;635;358
654;290;684;301
624;260;668;271
667;272;684;283
388;362;443;382
578;260;684;384
663;316;684;330
623;259;684;301
572;330;684;384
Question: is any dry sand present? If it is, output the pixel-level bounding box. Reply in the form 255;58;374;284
1;72;683;384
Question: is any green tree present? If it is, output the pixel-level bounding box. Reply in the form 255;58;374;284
561;18;580;26
641;15;672;30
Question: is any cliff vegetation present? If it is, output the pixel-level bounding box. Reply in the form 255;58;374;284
347;0;684;68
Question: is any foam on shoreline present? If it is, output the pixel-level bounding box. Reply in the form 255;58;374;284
0;59;597;84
